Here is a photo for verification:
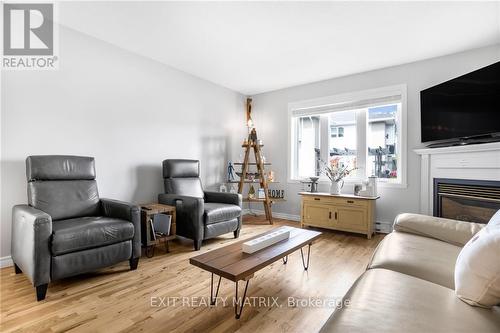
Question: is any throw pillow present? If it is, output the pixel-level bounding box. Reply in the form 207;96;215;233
454;224;500;307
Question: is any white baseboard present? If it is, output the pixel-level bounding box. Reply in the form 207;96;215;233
0;256;13;268
243;209;300;222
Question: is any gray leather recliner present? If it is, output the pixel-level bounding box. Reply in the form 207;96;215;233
158;159;242;250
11;155;141;301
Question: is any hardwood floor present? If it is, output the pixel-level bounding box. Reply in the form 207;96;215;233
0;216;384;333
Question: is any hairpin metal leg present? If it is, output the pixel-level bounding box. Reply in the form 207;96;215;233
235;279;250;319
300;243;312;271
282;255;288;264
210;273;222;305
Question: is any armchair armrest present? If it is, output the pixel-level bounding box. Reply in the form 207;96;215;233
393;213;484;246
11;205;52;287
158;193;204;242
204;191;242;207
101;198;139;221
101;198;141;258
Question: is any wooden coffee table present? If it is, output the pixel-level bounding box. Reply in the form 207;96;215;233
189;226;322;319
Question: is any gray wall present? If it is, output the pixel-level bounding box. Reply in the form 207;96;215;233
243;45;500;223
0;25;244;260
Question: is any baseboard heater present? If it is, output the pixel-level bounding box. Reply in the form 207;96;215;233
375;221;392;234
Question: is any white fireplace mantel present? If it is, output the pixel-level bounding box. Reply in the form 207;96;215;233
414;142;500;215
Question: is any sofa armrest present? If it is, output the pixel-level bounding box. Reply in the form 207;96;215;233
158;194;204;242
204;191;242;207
393;213;484;246
101;198;141;258
11;205;52;287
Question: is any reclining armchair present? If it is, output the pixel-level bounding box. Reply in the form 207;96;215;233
158;159;242;250
11;155;141;301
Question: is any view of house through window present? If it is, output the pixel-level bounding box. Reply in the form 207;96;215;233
329;110;359;179
367;105;398;179
291;97;403;184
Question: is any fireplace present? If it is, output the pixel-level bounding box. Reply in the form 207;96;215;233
433;178;500;224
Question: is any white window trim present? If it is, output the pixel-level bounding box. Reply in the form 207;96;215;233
287;84;408;189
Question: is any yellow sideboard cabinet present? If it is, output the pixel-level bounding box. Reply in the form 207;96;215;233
299;192;379;239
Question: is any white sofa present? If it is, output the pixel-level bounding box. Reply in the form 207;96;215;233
320;213;500;332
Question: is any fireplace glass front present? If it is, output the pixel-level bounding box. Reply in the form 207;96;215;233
434;178;500;224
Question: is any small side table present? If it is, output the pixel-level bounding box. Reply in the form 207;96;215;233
140;203;176;258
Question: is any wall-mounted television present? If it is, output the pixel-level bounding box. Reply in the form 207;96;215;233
420;61;500;147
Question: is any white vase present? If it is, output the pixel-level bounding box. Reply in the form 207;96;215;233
330;180;344;195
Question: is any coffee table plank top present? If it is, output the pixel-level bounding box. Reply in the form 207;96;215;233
189;227;321;281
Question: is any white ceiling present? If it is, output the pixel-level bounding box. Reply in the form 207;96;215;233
58;1;500;95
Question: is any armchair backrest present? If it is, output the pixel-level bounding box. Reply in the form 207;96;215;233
26;155;101;220
162;159;204;198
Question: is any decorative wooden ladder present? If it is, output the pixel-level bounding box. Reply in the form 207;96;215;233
237;98;273;224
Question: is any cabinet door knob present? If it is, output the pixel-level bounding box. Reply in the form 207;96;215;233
329;211;332;219
335;212;338;220
314;198;320;201
347;200;354;204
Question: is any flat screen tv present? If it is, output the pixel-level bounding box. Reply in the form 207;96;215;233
420;61;500;146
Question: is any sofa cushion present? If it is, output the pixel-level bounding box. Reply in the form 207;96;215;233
455;225;500;307
367;231;461;289
28;180;101;221
204;203;241;225
51;241;132;280
320;269;500;333
164;178;204;198
204;218;239;239
26;155;96;181
393;213;484;246
162;159;199;178
51;216;134;255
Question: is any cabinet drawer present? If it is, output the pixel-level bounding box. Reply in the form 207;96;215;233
303;195;368;208
333;198;367;208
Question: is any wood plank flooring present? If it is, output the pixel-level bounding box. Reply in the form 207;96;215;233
0;216;384;333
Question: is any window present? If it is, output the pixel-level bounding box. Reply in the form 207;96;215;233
330;126;344;138
367;105;398;179
295;116;321;178
289;85;407;186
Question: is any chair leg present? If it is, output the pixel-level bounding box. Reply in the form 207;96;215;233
194;239;202;251
234;229;240;239
14;263;22;274
129;258;139;270
36;284;48;301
